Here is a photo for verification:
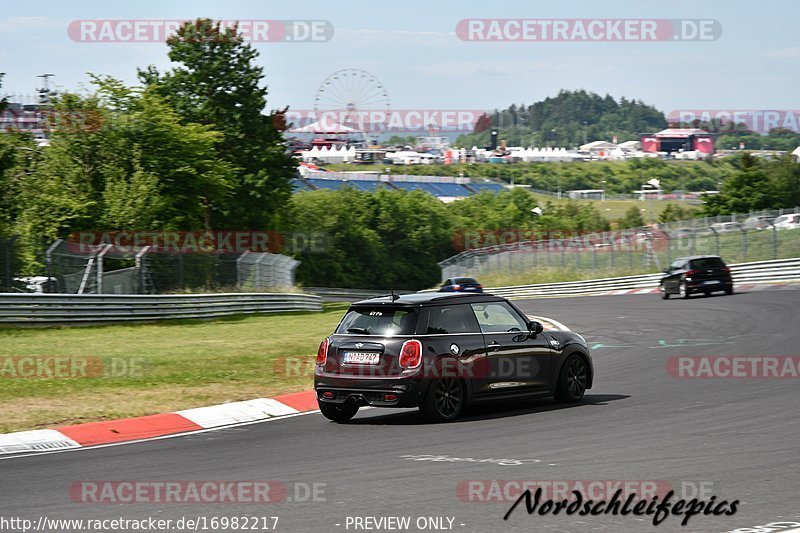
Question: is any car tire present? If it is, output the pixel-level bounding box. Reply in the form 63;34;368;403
725;286;734;295
679;282;690;299
660;285;670;299
318;401;359;423
555;354;589;403
420;377;464;422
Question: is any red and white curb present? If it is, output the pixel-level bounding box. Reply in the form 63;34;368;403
0;391;319;455
0;315;569;455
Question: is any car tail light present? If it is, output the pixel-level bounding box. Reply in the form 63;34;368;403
721;267;731;272
316;338;329;366
322;391;334;399
399;339;422;369
684;270;699;276
476;284;483;289
383;393;398;402
452;284;462;291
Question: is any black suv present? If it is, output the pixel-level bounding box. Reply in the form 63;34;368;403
660;255;734;299
314;292;593;423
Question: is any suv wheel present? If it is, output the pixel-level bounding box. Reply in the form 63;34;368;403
679;281;690;299
660;285;670;300
555;354;588;403
420;377;464;422
725;286;734;295
318;401;359;423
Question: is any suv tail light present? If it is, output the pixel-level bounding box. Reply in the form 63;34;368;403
399;339;422;369
452;284;462;291
316;338;329;366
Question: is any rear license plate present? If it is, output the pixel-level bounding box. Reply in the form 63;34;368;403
704;280;720;284
343;351;380;364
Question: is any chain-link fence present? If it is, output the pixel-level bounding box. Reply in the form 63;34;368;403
440;207;800;281
42;240;300;294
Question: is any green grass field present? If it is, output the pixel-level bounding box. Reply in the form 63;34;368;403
0;304;349;433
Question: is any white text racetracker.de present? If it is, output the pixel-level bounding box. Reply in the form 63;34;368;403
341;516;461;530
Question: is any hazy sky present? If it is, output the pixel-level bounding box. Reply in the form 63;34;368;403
1;0;798;114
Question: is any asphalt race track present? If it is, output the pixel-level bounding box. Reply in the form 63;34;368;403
2;290;799;533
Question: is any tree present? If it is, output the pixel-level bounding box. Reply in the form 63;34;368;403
139;18;296;230
704;153;774;215
620;205;645;228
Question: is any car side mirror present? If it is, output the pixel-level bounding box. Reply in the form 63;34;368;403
528;320;544;336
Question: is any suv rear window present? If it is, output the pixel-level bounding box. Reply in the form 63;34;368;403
335;307;418;336
690;257;726;269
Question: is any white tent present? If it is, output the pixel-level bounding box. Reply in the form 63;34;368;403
792;146;800;161
288;120;361;134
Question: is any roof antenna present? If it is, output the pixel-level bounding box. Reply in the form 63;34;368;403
390;288;399;301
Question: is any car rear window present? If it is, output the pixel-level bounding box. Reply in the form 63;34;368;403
690;257;726;269
335;307;418;336
455;278;478;284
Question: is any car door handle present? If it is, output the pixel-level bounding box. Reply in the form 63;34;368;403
488;341;501;351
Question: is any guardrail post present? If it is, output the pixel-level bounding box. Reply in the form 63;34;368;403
45;239;63;292
771;224;778;259
135;245;152;294
628;237;633;269
740;228;747;261
710;227;720;256
96;244;113;294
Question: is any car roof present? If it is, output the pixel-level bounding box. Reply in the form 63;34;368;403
672;255;724;261
352;292;504;306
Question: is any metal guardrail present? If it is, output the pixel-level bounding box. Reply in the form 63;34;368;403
305;287;415;301
419;258;800;299
478;258;800;299
0;293;322;324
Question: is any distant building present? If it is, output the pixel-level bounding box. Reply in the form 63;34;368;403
579;140;617;154
567;189;605;200
617;140;642;151
641;128;714;155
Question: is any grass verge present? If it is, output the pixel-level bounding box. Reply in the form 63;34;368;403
0;304;349;433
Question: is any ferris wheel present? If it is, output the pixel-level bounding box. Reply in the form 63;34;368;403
314;69;390;131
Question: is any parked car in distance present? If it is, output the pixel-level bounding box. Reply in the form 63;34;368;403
660;255;733;299
710;222;743;233
743;215;773;231
313;292;593;422
439;277;483;293
773;213;800;230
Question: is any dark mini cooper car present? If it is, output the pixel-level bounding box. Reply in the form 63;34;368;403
314;292;593;423
438;277;483;293
660;255;734;299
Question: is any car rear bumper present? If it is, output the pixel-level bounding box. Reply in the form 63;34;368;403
685;280;733;292
314;373;428;408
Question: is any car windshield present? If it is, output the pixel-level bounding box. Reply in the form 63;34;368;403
690;257;725;269
335;307;418;336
